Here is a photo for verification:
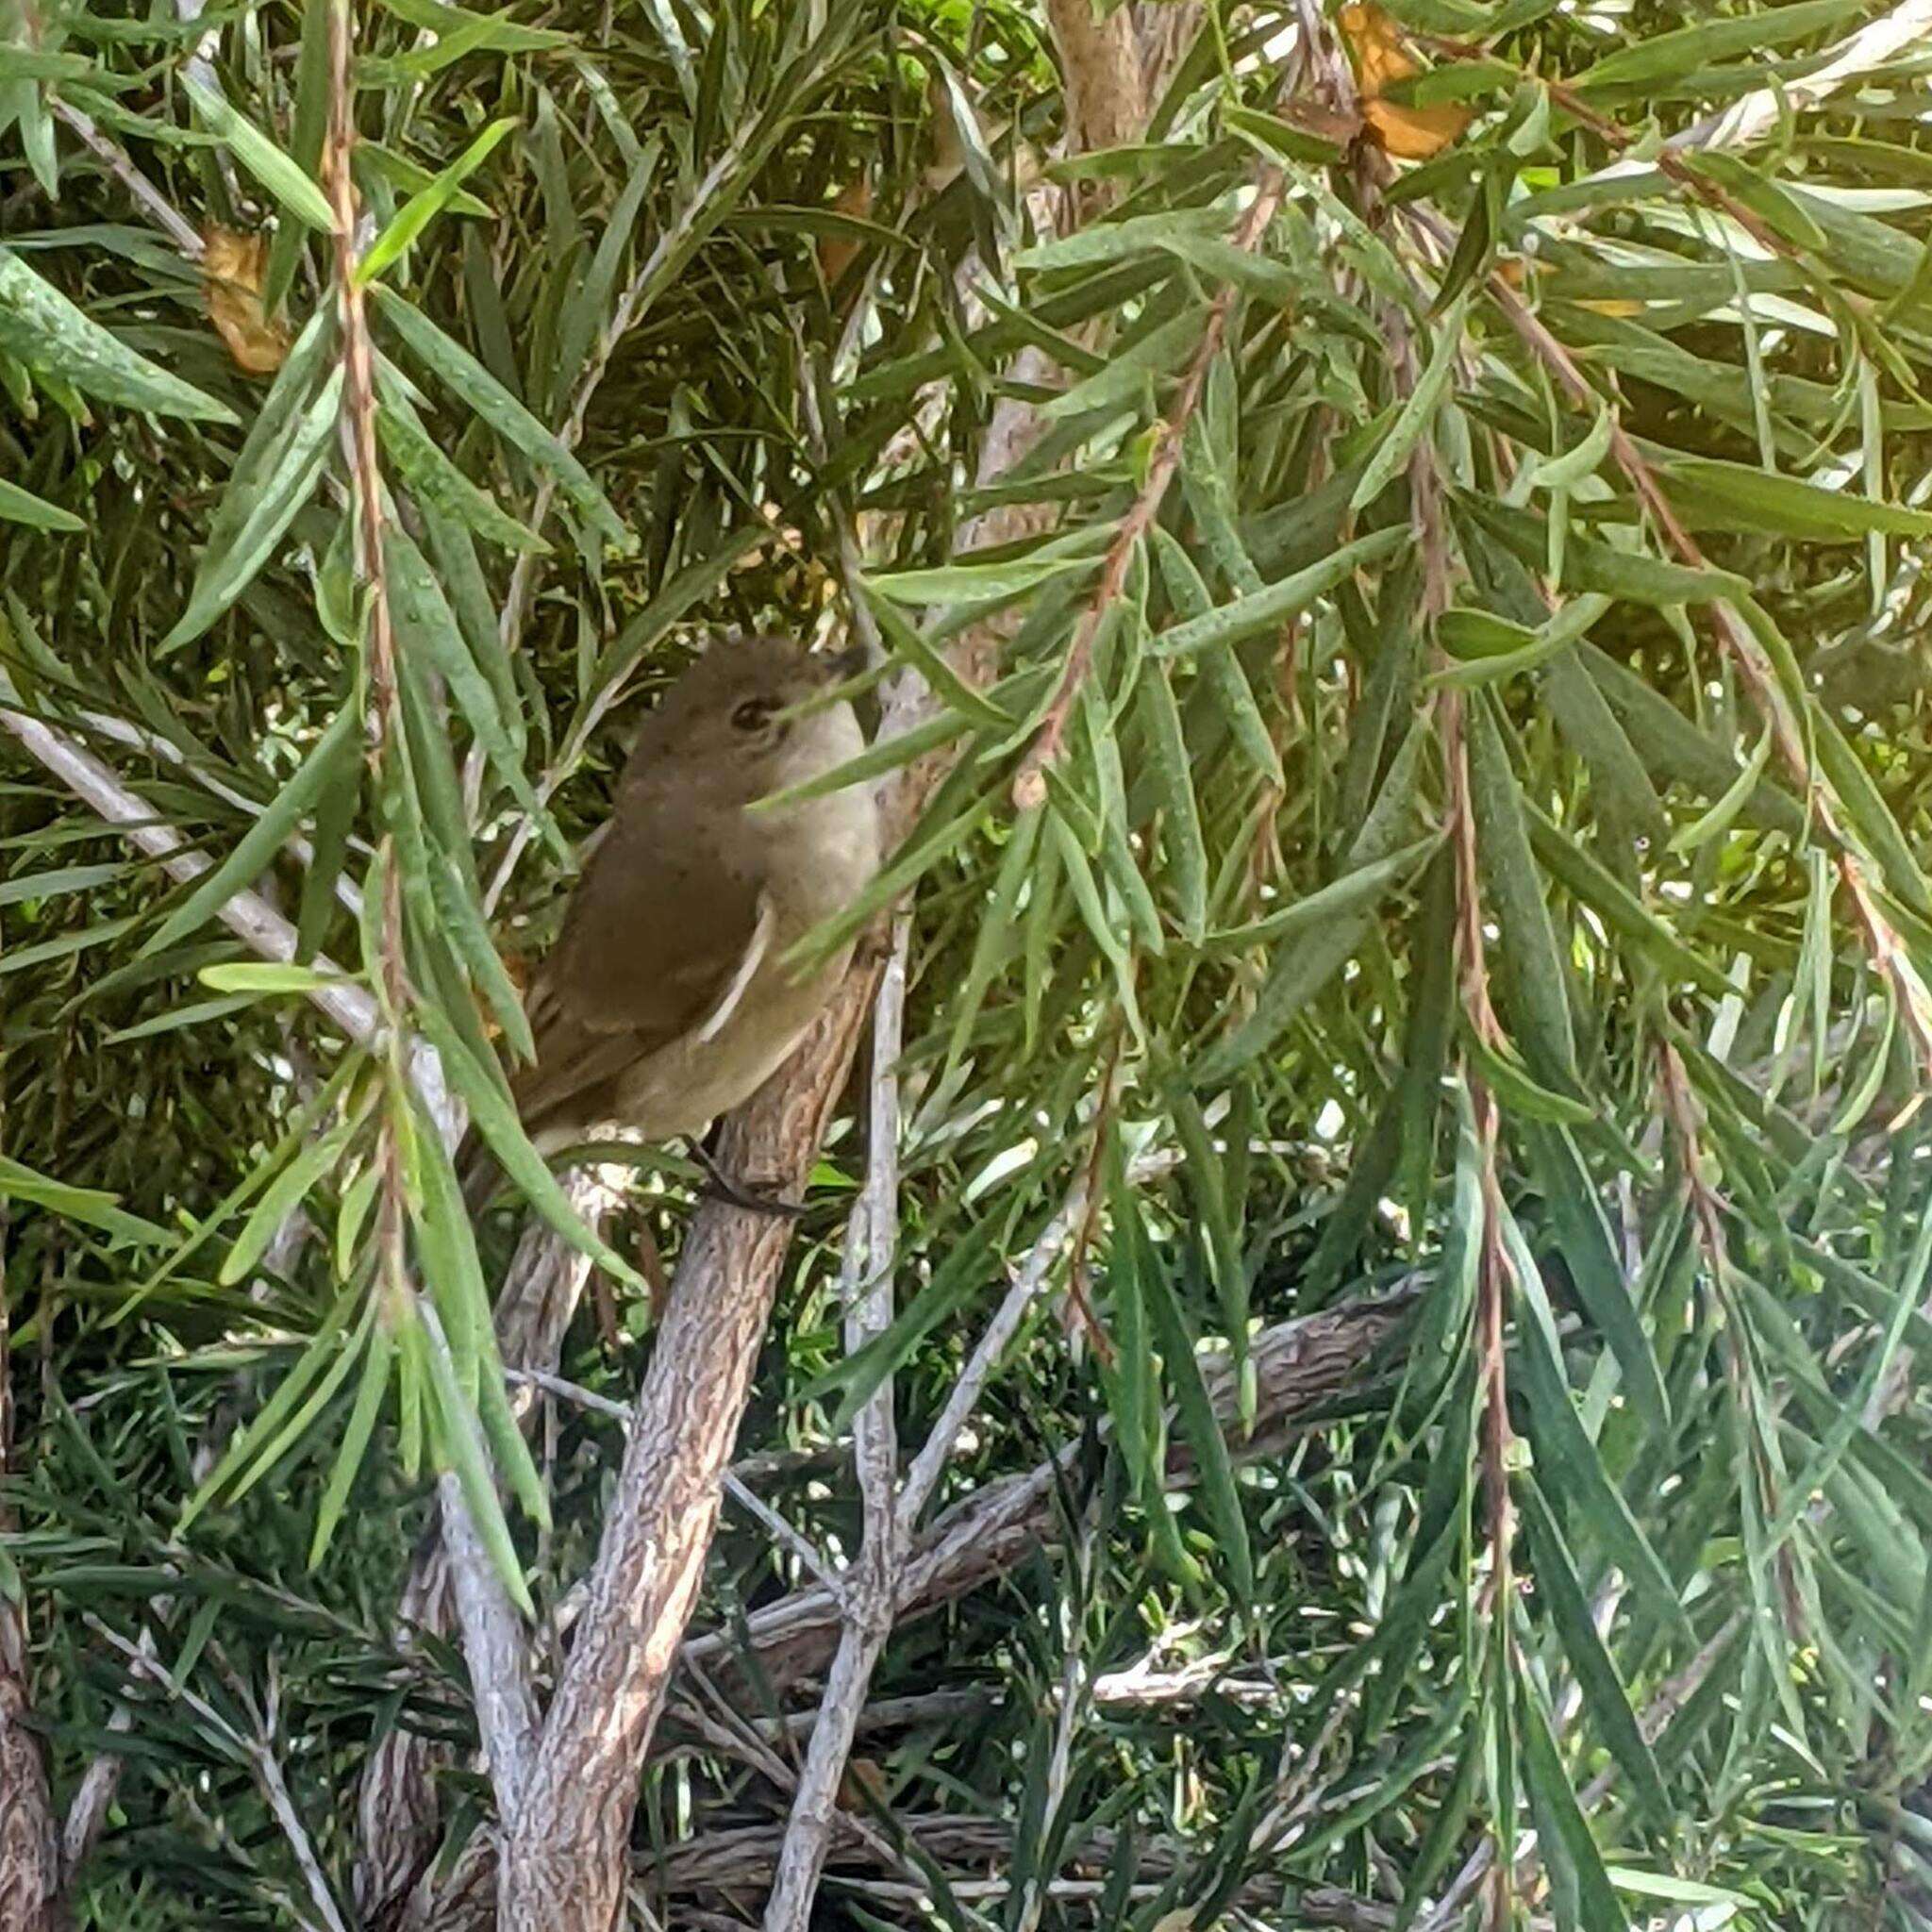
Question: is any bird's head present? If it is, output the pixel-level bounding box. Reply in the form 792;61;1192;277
628;633;869;805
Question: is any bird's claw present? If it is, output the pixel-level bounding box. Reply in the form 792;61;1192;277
689;1144;806;1219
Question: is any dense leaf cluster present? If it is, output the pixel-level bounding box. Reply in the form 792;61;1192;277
4;0;1932;1925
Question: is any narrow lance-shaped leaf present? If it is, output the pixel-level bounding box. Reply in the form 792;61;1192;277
183;72;339;231
0;479;83;531
1192;718;1427;1082
1520;1476;1670;1821
419;1305;536;1617
1154;526;1407;658
1468;693;1579;1087
164;366;346;651
1352;291;1470;511
374;287;629;548
1136;662;1208;942
142;703;361;957
0;249;236;422
358;116;516;284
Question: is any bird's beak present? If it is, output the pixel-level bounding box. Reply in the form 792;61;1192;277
818;644;869;684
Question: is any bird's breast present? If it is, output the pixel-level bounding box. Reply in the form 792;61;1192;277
758;784;881;929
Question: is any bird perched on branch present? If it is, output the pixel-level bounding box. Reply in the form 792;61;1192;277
461;634;879;1214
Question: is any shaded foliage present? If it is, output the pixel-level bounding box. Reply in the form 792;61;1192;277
3;0;1932;1926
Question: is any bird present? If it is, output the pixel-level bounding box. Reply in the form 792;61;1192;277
461;633;880;1215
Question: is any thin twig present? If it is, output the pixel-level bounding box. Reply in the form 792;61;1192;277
763;912;910;1932
0;679;405;1071
324;0;537;1824
506;1354;852;1601
87;1618;348;1932
895;1147;1180;1534
50;98;206;259
72;703;369;909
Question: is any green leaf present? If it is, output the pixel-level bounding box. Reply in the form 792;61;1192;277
163;366;344;651
413;1004;644;1292
1528;405;1613;491
374;288;627;548
1468;695;1578;1085
0;860;132;908
308;1319;393;1568
0;249;236;422
1571;0;1868;92
863;587;1008;727
182;73;339;233
1014;207;1232;273
808;1218;1005;1424
1667;723;1774;855
218;1124;355;1286
1540;650;1669;847
388;527;563;859
1136;663;1208;942
1152;527;1281;782
1351;291;1469;511
1154;527;1407;658
419;1305;535;1617
1524;808;1731;997
142;705;360;957
868;557;1095;605
1578;643;1803;835
180;1284;363;1529
1458;494;1748;606
0;478;83;531
1041;308;1203;422
358;117;515;284
753;709;970;818
1461;1022;1595;1126
1500;1207;1686;1629
1522;1125;1668;1432
1224;102;1353;165
1193;725;1427;1082
411;1097;549;1528
0;1158;167;1247
375;372;546;553
198;962;357;996
1207;834;1440;955
1438;608;1534;660
1518;1673;1633;1932
1657;452;1932;540
1431;592;1609;690
1141;1234;1255;1601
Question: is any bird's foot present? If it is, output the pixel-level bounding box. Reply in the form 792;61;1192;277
688;1144;806;1219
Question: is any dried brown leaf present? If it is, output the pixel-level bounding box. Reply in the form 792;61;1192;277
202;225;291;375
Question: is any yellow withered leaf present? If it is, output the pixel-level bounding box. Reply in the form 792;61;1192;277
202;225;291;375
1339;2;1474;161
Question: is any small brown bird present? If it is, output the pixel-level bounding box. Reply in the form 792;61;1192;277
464;634;879;1209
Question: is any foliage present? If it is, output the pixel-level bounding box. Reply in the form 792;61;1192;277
4;0;1932;1926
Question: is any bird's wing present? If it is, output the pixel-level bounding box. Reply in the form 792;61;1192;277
508;827;768;1136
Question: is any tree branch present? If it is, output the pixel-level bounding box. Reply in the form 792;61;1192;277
491;14;1185;1923
678;1286;1418;1702
761;913;909;1932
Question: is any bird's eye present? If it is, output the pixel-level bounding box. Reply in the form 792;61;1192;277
731;698;776;733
